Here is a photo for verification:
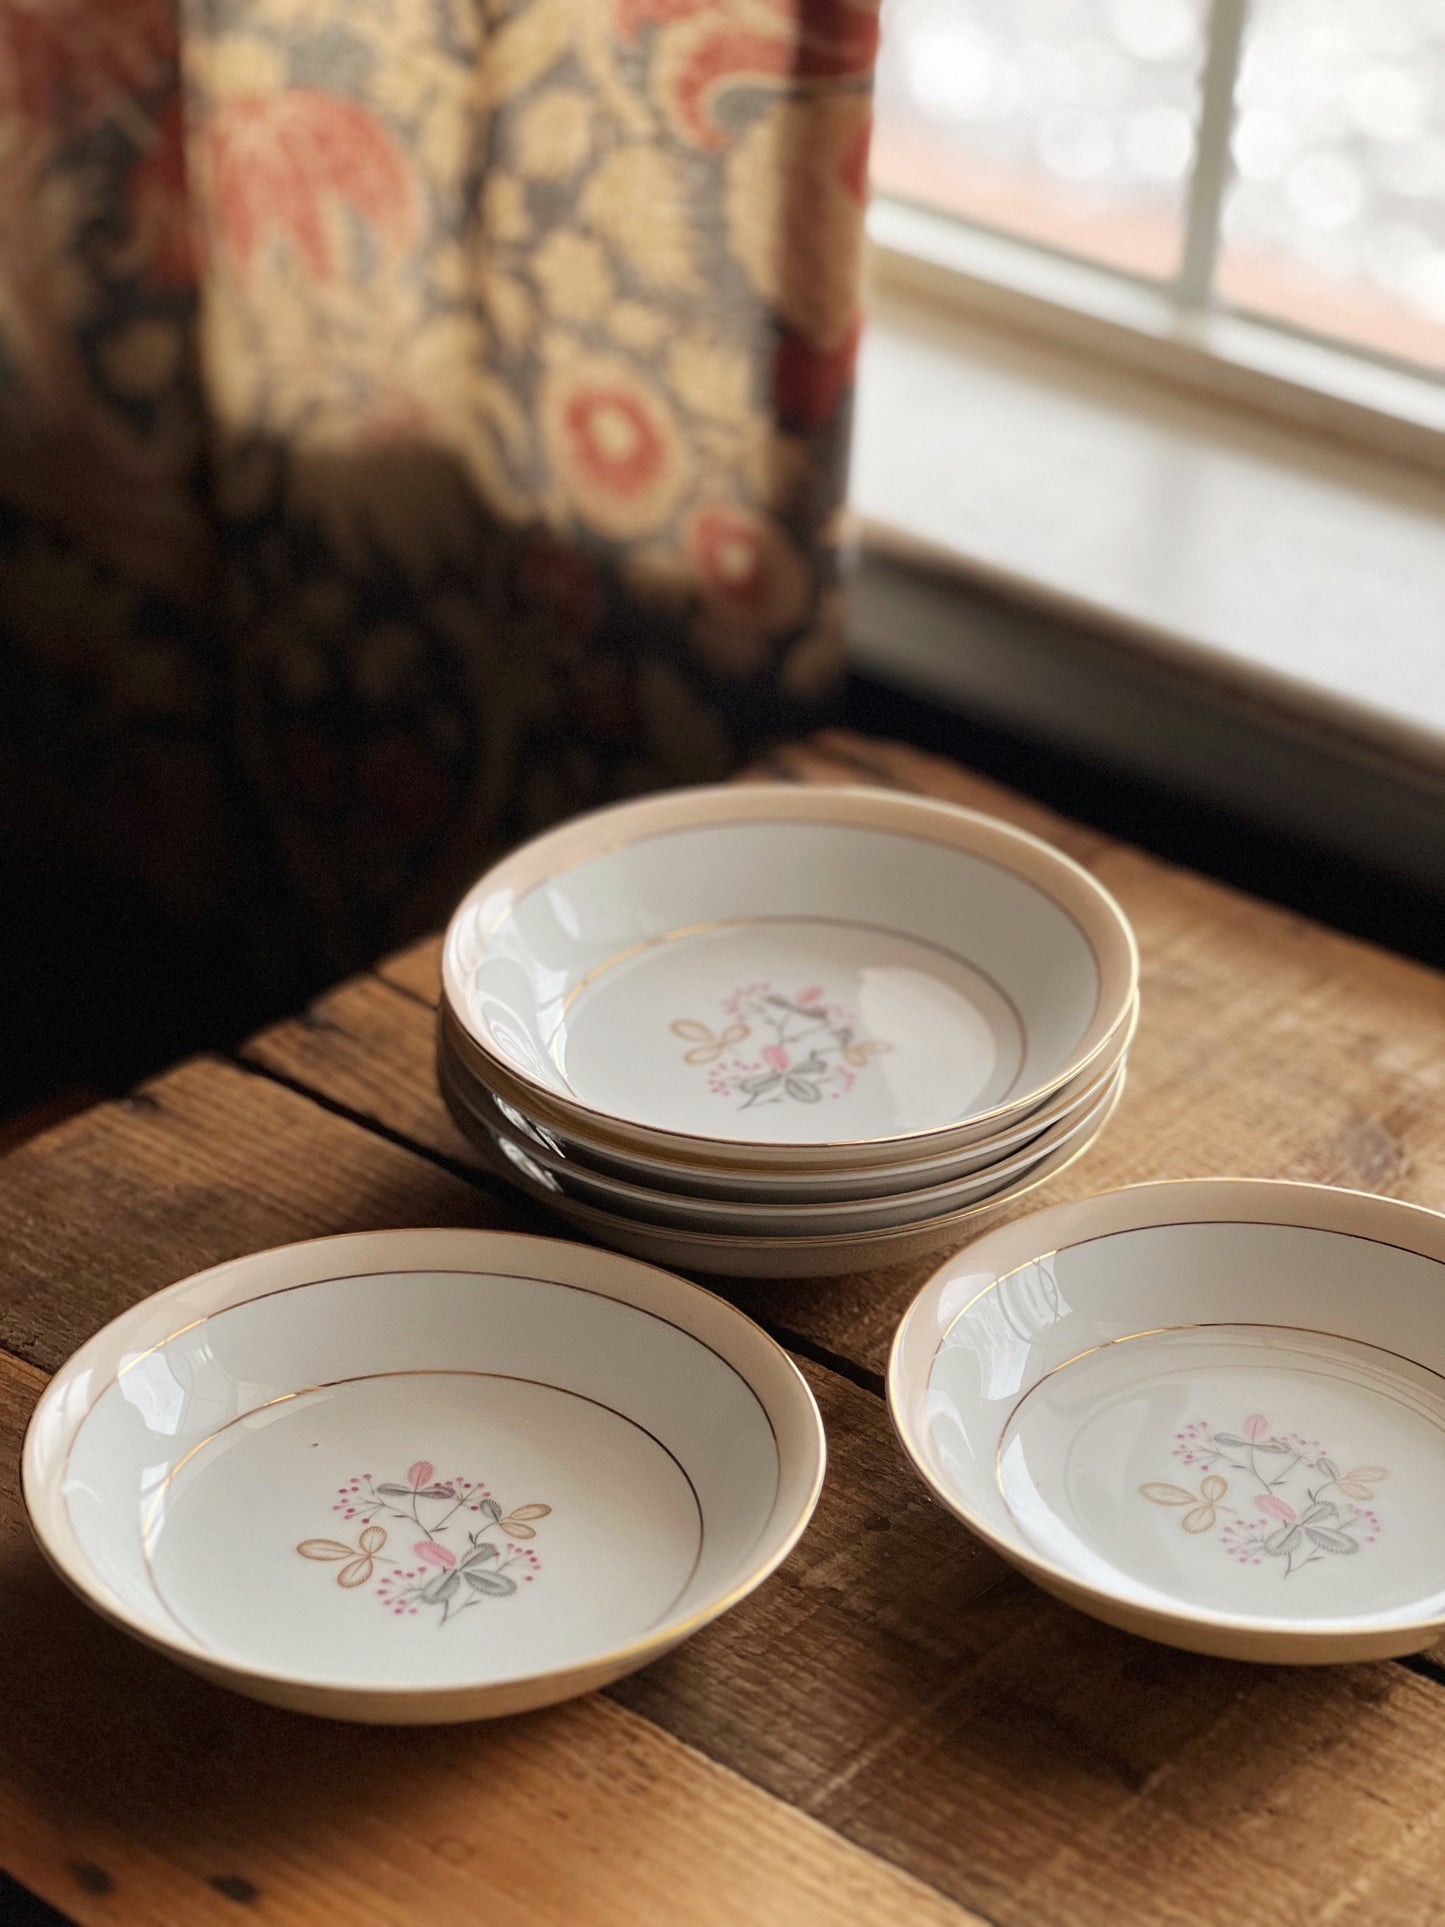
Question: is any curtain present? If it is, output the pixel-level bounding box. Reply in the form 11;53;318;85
0;0;878;996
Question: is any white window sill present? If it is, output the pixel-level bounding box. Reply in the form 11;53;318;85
849;275;1445;797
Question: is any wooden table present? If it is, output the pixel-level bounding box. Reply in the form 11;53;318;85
6;730;1445;1926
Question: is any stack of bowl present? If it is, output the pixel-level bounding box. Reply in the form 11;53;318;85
437;784;1139;1277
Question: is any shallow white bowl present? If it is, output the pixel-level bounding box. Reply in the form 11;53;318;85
522;1078;1124;1279
439;995;1138;1204
23;1229;824;1721
442;1042;1124;1237
442;784;1137;1170
889;1179;1445;1663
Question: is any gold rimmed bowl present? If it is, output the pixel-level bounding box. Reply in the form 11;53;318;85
23;1229;825;1720
440;783;1138;1177
890;1180;1445;1662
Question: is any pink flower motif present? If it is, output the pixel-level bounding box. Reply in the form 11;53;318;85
1243;1415;1269;1443
415;1541;456;1568
407;1460;435;1487
1257;1495;1295;1522
761;1044;789;1071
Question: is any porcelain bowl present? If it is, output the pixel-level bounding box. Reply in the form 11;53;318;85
23;1229;825;1721
889;1179;1445;1663
438;995;1138;1205
441;784;1138;1171
508;1078;1125;1279
441;1038;1125;1237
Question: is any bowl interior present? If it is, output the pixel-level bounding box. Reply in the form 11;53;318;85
897;1211;1445;1641
33;1253;816;1696
448;816;1108;1147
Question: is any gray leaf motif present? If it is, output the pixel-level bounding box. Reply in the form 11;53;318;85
1318;1457;1340;1480
477;1498;503;1524
422;1570;461;1604
461;1542;499;1568
785;1077;823;1103
464;1569;517;1596
1211;1434;1250;1448
1264;1524;1305;1557
737;1071;782;1097
1304;1526;1360;1553
1251;1440;1293;1455
1299;1501;1338;1526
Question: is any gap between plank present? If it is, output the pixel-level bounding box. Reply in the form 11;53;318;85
371;972;437;1013
221;1053;531;1212
1398;1652;1445;1689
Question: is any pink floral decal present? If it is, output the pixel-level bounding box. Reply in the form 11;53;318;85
1141;1414;1388;1579
298;1460;550;1625
671;981;890;1109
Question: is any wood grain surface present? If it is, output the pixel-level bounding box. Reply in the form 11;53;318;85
6;730;1445;1925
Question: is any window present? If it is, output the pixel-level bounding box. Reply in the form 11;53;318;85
871;0;1445;403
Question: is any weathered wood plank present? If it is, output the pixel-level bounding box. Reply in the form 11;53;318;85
10;1053;1445;1923
375;940;441;1006
0;1057;517;1376
0;1362;969;1927
244;984;483;1177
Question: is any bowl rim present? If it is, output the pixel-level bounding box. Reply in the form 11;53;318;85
440;784;1139;1164
22;1227;826;1710
442;1043;1126;1233
516;1074;1127;1256
887;1177;1445;1658
439;992;1141;1197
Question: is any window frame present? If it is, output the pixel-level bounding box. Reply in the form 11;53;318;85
867;0;1445;476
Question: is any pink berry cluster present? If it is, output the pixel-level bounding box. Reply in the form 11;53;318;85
1171;1420;1212;1467
333;1474;374;1519
377;1568;425;1614
720;982;771;1019
1219;1520;1267;1566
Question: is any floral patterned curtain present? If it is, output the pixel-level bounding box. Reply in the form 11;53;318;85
0;0;877;992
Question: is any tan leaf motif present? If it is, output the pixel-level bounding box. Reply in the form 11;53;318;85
500;1522;536;1540
1200;1474;1228;1502
359;1525;388;1554
843;1040;891;1067
507;1504;552;1522
1140;1483;1196;1506
297;1538;354;1560
338;1556;375;1588
1346;1467;1389;1483
673;1018;750;1065
1182;1504;1217;1533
